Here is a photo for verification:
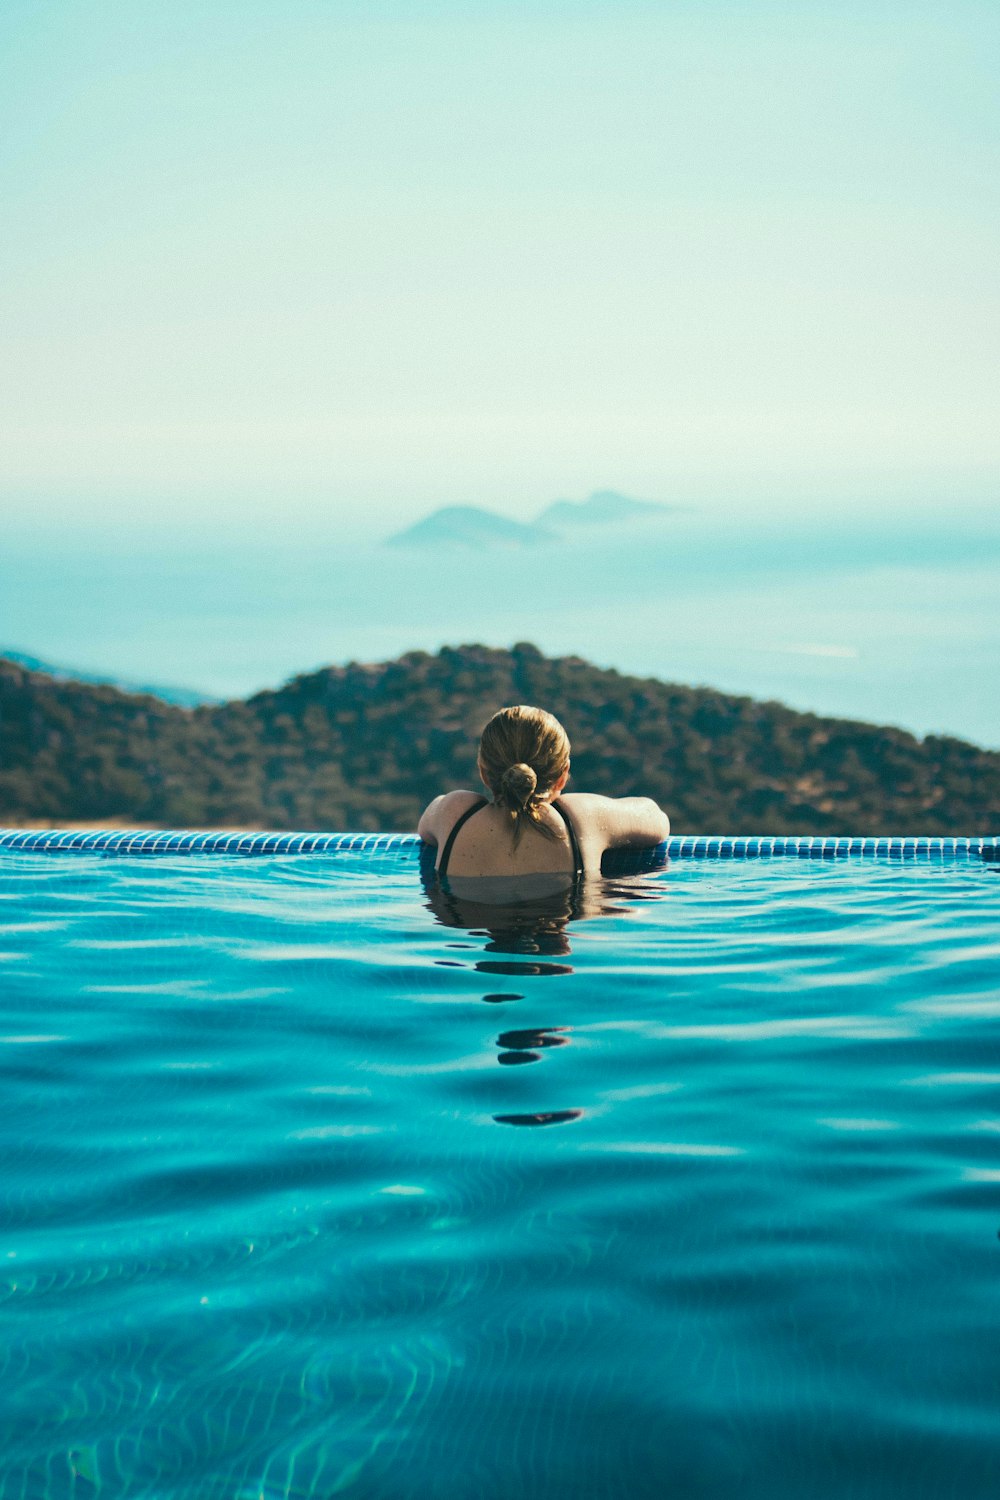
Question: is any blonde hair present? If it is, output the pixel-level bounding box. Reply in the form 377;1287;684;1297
478;705;571;846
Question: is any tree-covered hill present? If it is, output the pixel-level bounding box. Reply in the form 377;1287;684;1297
1;644;997;833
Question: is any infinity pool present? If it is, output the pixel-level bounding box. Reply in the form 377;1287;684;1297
2;849;999;1498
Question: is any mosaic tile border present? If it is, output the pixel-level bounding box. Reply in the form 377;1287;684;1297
0;829;996;862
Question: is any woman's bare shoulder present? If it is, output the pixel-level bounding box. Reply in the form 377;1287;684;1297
417;788;485;844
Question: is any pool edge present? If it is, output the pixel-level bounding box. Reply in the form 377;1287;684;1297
0;830;996;862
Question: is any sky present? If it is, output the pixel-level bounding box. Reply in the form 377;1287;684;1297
1;0;998;538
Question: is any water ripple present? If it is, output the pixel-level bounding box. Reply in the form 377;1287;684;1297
1;853;999;1497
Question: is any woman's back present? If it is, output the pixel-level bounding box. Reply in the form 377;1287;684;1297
420;787;669;885
418;704;669;893
432;792;583;880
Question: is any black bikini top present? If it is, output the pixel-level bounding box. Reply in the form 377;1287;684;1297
436;796;584;882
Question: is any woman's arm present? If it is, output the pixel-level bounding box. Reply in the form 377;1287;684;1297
600;795;670;847
561;791;669;852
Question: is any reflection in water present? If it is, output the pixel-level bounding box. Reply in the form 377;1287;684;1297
421;849;669;1124
476;959;572;977
421;843;668;974
497;1027;569;1050
425;883;579;969
496;1026;570;1067
493;1110;585;1128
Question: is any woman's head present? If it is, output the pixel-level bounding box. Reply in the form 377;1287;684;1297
478;705;571;843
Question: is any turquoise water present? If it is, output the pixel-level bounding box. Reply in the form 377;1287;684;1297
2;851;1000;1498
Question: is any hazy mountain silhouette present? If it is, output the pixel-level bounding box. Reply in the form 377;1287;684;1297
0;649;217;708
538;490;672;529
386;506;551;549
385;490;674;548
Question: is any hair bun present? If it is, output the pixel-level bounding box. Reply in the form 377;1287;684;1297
499;762;537;807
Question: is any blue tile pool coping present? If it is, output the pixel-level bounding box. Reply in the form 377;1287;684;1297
0;829;996;862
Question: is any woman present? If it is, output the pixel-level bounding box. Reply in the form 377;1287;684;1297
418;704;669;894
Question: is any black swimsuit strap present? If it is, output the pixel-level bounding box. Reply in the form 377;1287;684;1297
437;796;583;881
436;797;488;877
552;798;585;880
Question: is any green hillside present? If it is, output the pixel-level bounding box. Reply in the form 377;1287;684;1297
1;644;997;833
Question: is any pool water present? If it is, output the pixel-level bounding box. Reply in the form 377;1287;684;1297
2;851;1000;1499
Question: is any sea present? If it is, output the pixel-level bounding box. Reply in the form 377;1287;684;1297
2;505;998;747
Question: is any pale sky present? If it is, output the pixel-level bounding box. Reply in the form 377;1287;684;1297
1;0;998;532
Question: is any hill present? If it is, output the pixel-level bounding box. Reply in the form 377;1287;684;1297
386;491;672;548
1;645;997;834
538;490;671;529
386;506;550;549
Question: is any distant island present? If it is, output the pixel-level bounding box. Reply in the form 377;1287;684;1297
537;490;670;528
386;489;674;548
2;645;997;835
386;506;551;550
